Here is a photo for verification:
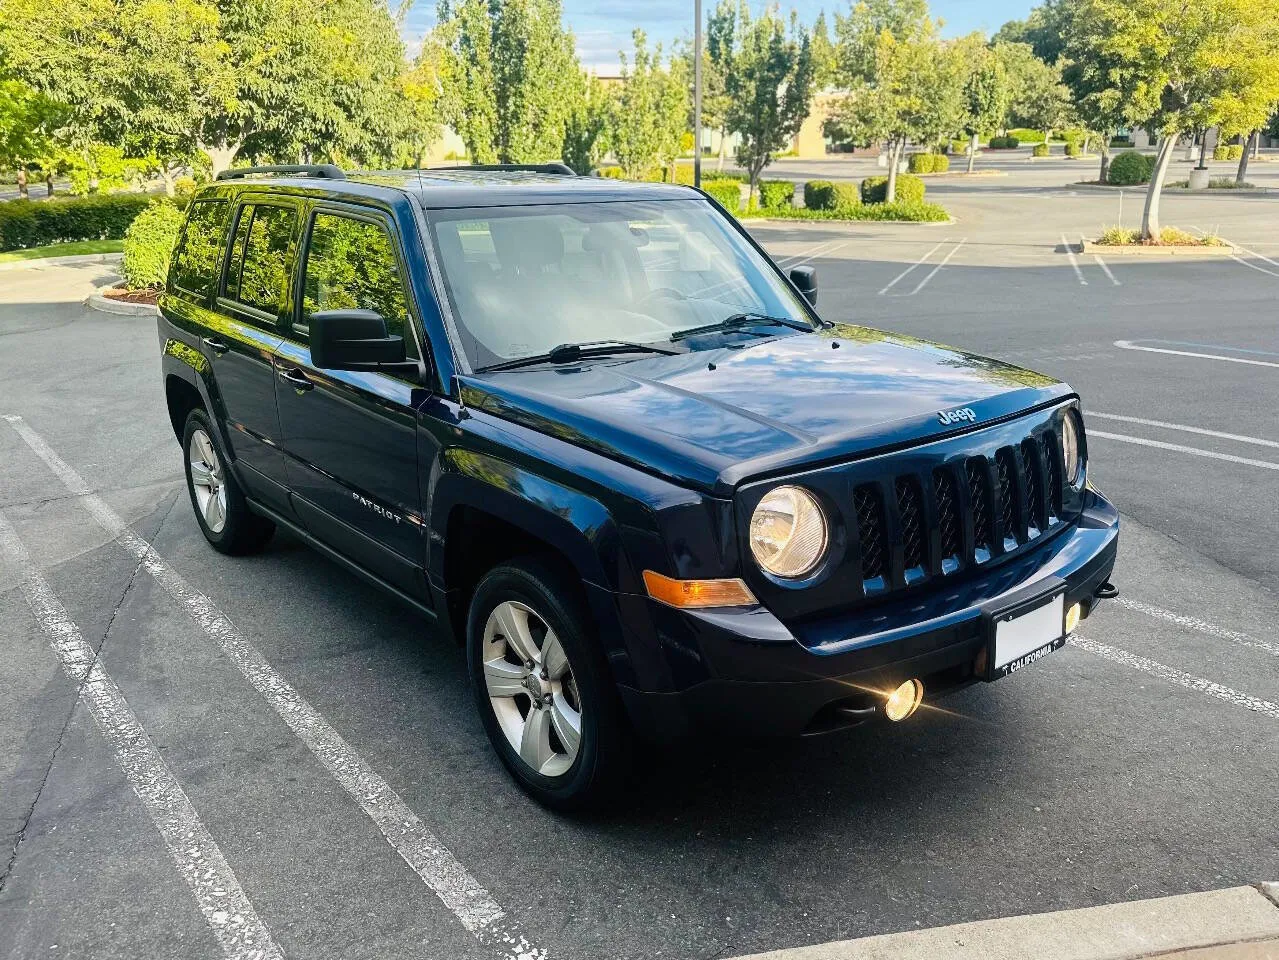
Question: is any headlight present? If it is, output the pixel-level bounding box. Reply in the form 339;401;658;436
1062;410;1083;487
749;485;828;578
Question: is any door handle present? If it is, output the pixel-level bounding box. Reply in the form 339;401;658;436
202;336;230;355
278;367;314;392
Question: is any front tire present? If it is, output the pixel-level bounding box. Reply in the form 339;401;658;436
182;408;274;555
467;557;632;811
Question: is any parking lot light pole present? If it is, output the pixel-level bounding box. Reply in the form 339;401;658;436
694;0;703;189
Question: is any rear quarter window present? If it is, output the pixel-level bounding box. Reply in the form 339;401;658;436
170;199;229;298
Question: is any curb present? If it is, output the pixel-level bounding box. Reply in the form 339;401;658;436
1079;239;1236;257
0;251;122;272
725;885;1279;960
85;291;159;317
1068;182;1276;196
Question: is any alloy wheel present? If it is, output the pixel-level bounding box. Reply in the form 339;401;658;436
188;428;227;534
482;600;583;777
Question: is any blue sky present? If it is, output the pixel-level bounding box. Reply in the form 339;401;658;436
403;1;1034;67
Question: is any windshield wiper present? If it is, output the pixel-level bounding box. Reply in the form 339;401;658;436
669;312;814;342
478;339;680;373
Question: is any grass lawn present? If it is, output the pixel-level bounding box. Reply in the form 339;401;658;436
0;239;124;263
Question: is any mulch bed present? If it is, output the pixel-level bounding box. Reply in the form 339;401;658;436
103;287;159;305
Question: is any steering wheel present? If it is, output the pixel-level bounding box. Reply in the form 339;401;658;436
638;287;688;305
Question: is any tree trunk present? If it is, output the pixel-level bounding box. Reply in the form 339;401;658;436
1196;133;1207;169
717;127;727;172
46;172;54;197
967;133;977;174
885;139;901;202
1098;139;1111;183
159;165;176;198
17;168;28;199
199;140;240;177
1083;133;1092;155
1237;130;1255;184
1141;135;1179;241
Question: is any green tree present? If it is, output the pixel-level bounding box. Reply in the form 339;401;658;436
998;41;1072;143
0;78;65;180
831;0;941;201
1065;0;1279;238
958;41;1009;173
562;75;612;175
434;0;581;164
611;30;687;181
810;12;839;88
993;0;1070;65
722;6;814;203
705;0;740;170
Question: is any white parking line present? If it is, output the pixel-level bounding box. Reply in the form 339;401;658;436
904;238;966;295
1062;233;1087;285
1230;254;1279;278
2;416;545;960
1088;429;1279;471
1113;339;1279;369
1093;256;1119;285
877;239;949;295
776;238;843;268
1070;636;1279;720
1088;412;1279;449
0;508;283;960
1115;597;1279;658
784;239;849;271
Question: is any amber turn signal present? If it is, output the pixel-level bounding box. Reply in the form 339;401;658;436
642;570;758;609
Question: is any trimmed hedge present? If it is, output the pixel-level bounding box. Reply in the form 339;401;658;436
703;178;742;212
739;199;949;222
758;179;795;209
1065;142;1082;157
932;153;949;173
1032;143;1050;158
860;173;925;204
988;135;1020;149
803;180;859;212
0;192;152;252
1108;150;1155;185
121;201;185;290
907;152;936;174
1213;144;1244;161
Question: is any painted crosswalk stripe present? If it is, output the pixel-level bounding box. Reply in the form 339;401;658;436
1070;635;1279;720
2;415;545;960
0;507;283;960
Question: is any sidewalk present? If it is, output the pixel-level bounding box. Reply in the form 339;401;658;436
730;885;1279;960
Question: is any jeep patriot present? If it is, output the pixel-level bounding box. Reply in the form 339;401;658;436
158;163;1119;808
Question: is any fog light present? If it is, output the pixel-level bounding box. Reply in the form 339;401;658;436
1065;602;1082;635
884;679;923;722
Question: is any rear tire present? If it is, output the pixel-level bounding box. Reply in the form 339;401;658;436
467;557;632;811
182;408;274;555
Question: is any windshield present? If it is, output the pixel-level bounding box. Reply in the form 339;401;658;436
427;199;814;370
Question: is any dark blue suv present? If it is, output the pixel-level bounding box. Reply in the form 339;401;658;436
158;164;1118;809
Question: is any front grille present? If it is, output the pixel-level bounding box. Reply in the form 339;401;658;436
933;467;962;563
849;426;1067;596
853;485;886;582
895;476;927;573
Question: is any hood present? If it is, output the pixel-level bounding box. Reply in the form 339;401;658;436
459;324;1073;496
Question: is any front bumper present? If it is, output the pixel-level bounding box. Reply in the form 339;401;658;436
612;487;1119;740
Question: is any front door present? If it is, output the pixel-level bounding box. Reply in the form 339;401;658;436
274;204;428;600
207;199;300;513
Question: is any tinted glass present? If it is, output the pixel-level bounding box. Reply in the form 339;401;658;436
171;199;228;295
224;204;295;315
302;213;415;355
428;199;811;369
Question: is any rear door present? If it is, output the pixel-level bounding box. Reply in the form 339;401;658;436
274;202;429;599
206;197;301;512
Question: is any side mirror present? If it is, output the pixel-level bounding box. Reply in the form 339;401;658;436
790;265;818;306
309;308;417;376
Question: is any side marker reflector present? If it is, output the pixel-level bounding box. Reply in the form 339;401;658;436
642;570;757;608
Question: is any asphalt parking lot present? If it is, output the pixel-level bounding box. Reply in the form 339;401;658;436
2;157;1278;960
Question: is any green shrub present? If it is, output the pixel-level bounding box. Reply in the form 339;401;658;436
758;179;795;209
1096;225;1139;245
1226;144;1244;160
1212;145;1230;161
1065;142;1082;157
0;192;153;251
1108;150;1154;186
802;180;859;212
595;165;626;179
931;153;949;173
174;176;198;197
860;173;925;204
703;178;742;212
988;135;1020;149
1032;143;1050;158
737;199;949;222
121;201;185;290
1109;136;1133;148
950;138;971;155
1061;128;1087;146
1006;128;1044;144
907;152;936;174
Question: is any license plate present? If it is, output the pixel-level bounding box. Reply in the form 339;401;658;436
988;591;1065;680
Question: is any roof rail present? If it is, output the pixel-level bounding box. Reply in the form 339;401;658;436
215;164;346;181
427;162;576;176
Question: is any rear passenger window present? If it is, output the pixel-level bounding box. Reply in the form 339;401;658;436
171;200;228;296
302;213;415;355
223;204;296;316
